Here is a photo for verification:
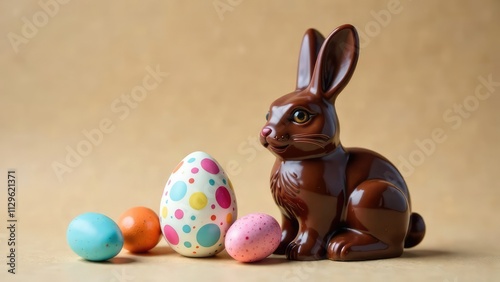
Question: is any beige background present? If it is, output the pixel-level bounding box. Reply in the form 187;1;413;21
1;0;499;281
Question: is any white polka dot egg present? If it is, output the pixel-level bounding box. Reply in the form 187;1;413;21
159;151;237;257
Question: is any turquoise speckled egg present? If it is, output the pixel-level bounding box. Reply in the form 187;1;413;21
67;212;124;261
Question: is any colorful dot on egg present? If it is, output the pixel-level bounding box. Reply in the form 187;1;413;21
209;179;215;186
215;186;231;209
222;179;227;185
163;225;179;245
173;161;184;173
182;225;191;233
189;178;195;184
161;206;168;218
191;215;196;220
188;157;196;163
189;192;208;210
196;224;220;247
201;158;220;174
170;181;187;201
184;241;192;248
174;209;184;219
211;215;216;221
211;204;216;209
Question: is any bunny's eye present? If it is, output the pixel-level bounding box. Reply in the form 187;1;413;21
265;112;270;121
292;110;311;124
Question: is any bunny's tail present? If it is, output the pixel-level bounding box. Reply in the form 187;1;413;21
404;212;426;248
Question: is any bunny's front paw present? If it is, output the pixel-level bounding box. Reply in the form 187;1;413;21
274;214;299;255
285;239;326;260
274;239;290;255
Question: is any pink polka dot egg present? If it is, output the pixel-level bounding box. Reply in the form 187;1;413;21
159;151;237;257
225;213;281;263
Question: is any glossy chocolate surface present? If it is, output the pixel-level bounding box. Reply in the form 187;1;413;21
260;24;425;261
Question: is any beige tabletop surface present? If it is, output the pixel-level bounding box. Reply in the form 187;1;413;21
1;0;499;281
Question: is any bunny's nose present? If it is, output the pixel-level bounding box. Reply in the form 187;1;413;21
261;127;272;137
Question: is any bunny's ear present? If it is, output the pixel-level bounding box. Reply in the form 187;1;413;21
309;24;359;101
296;29;325;90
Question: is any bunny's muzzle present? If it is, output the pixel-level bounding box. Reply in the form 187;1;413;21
260;127;273;149
261;127;272;138
260;127;290;154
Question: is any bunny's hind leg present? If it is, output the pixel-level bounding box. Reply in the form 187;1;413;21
327;179;410;261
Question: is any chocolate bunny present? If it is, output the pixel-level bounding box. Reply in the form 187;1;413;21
260;24;425;261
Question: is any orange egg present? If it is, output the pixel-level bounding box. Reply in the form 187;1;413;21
118;206;162;253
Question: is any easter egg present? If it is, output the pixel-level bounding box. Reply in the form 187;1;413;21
67;212;124;261
225;213;281;262
159;151;237;257
118;207;162;253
